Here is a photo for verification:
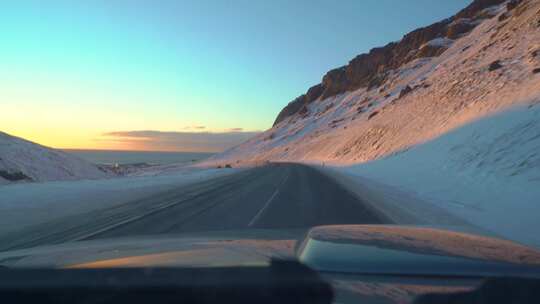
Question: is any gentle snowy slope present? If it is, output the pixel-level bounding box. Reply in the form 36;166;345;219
0;131;111;183
340;104;540;248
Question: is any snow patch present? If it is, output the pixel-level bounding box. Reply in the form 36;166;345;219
422;37;454;48
0;132;111;183
341;104;540;248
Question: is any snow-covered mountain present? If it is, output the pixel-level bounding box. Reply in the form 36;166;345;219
200;0;540;248
207;0;540;167
0;132;112;184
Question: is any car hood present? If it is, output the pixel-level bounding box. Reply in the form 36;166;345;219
0;229;299;268
299;225;540;277
1;225;540;277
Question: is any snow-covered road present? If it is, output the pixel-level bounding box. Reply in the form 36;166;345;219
0;163;388;252
0;167;239;235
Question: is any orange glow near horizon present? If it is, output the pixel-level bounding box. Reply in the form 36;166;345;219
1;121;259;153
0;83;258;152
1;127;251;153
0;65;264;152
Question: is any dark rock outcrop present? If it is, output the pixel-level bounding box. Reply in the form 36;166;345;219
489;60;503;71
298;105;309;117
273;0;505;126
273;84;323;126
399;85;414;99
417;41;451;58
368;111;380;120
447;20;478;39
506;0;523;11
0;170;32;181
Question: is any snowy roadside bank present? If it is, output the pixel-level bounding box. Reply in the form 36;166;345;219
317;104;540;249
0;167;240;236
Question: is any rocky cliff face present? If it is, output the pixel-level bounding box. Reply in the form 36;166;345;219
204;0;539;168
273;0;507;126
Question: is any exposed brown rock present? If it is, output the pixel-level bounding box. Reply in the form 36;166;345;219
447;20;477;39
305;83;324;101
498;12;510;21
298;105;309;117
455;0;504;19
489;60;503;71
507;0;523;11
264;133;275;141
399;85;414;98
417;42;450;58
272;0;506;126
368;111;379;120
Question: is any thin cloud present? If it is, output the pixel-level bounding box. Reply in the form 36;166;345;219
227;128;244;132
182;125;206;130
100;130;260;152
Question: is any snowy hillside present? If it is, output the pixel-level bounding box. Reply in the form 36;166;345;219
200;0;540;248
339;104;540;248
0;132;112;184
205;0;540;167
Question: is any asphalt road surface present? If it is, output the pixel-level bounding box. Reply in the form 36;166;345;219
0;163;390;251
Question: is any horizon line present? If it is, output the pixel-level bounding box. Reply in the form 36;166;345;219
61;147;218;154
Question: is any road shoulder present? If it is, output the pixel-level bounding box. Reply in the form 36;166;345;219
311;165;496;237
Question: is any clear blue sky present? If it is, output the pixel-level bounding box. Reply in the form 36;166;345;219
0;0;471;151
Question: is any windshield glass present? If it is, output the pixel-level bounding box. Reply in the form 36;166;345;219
1;0;539;297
